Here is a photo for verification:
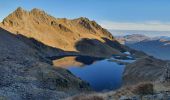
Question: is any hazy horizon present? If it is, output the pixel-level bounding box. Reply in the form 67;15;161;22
109;29;170;37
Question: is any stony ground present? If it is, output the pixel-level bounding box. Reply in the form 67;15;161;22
0;27;91;100
65;82;170;100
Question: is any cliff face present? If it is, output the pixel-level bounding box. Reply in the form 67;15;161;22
1;7;124;57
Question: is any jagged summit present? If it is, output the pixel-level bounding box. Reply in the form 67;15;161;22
13;7;28;15
14;7;45;15
16;7;24;12
1;7;123;56
31;8;44;13
30;8;49;17
6;7;27;20
75;17;90;21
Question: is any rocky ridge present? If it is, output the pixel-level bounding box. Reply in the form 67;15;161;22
1;7;124;57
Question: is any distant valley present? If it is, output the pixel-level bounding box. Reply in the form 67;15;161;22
116;34;170;60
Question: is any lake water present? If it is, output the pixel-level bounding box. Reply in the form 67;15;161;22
53;55;135;91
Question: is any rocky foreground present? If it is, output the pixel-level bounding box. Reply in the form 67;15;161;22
0;26;92;100
66;83;170;100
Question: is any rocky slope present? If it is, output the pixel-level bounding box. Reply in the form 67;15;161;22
123;57;167;85
1;7;125;57
0;27;93;100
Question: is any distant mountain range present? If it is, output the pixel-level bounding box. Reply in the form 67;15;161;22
116;34;170;60
153;36;170;41
110;30;170;37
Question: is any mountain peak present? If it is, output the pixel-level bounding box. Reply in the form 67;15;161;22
2;7;52;27
16;7;24;11
14;7;27;15
2;7;28;26
77;17;90;21
30;8;46;15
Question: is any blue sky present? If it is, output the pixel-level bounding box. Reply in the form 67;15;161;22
1;0;170;31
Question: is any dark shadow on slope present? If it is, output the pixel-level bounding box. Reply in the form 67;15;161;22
102;37;126;52
16;34;65;56
74;38;123;58
102;37;149;59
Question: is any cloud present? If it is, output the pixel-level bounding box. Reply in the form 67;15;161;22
99;21;170;31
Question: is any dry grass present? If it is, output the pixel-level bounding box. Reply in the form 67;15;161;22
132;82;154;95
72;95;104;100
64;93;105;100
113;82;154;99
65;82;155;100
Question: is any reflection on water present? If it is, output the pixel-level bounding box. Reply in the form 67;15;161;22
53;56;84;68
53;56;104;68
53;56;134;91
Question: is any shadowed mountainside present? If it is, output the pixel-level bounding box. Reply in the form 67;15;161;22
74;38;123;57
